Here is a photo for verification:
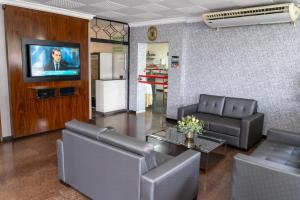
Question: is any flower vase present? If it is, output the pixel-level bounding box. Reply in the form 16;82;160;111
185;132;195;148
185;132;194;142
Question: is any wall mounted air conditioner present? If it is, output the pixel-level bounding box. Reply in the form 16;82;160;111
202;3;300;28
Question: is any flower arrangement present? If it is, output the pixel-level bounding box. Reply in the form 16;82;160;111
177;115;205;135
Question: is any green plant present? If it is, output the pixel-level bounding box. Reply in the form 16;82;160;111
177;115;205;135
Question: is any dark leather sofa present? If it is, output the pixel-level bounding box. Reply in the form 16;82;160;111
231;129;300;200
57;120;201;200
178;94;264;150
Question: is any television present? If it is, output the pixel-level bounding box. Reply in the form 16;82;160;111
22;38;81;82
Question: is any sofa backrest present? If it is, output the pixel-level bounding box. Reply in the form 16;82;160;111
65;120;157;171
198;94;225;116
98;131;157;171
223;97;257;119
62;129;146;200
65;119;108;140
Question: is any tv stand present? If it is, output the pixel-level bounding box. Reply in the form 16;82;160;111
29;86;78;99
60;87;76;96
37;88;56;99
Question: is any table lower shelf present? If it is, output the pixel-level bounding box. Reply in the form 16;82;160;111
147;136;227;171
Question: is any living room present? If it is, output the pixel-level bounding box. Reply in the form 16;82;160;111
0;0;300;199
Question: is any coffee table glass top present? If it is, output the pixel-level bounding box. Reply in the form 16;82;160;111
146;127;226;153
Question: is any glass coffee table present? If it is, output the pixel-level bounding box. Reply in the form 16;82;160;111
146;127;227;171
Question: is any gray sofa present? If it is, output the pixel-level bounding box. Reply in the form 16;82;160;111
178;94;264;150
231;129;300;200
57;120;201;200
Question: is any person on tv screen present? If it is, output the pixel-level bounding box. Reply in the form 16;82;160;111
44;48;68;71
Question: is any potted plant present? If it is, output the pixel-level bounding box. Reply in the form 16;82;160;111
177;116;205;142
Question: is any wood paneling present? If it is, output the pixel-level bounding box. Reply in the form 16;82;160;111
0;116;2;138
4;6;89;138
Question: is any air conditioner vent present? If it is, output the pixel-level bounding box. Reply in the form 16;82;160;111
202;3;300;28
205;5;288;20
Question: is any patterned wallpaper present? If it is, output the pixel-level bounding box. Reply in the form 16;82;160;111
130;22;300;133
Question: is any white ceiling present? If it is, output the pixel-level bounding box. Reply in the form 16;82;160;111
21;0;300;23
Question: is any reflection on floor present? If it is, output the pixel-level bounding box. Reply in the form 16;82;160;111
93;110;172;141
0;112;251;200
147;91;167;114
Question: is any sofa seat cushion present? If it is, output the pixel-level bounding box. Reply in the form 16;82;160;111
252;141;300;169
194;113;220;130
209;117;241;137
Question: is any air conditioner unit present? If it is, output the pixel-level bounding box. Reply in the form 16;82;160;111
202;3;300;28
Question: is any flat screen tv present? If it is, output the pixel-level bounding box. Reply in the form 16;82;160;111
22;38;80;82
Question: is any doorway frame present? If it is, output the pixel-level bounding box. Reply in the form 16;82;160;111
91;52;100;80
136;42;170;114
90;52;100;108
89;17;130;117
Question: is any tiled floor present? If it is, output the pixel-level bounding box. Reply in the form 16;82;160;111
0;112;250;200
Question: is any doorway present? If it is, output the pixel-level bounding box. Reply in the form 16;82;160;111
137;43;169;116
90;43;128;115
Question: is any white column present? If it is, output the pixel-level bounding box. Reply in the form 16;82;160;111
0;6;12;137
136;43;148;113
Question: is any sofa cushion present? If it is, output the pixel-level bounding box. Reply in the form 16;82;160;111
194;113;220;130
65;119;109;140
252;141;300;169
223;97;257;119
197;94;225;116
209;117;241;137
98;131;157;171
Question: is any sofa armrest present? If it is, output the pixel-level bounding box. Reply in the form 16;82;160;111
231;153;300;200
267;128;300;147
141;150;200;200
240;113;264;150
177;104;198;120
56;139;66;182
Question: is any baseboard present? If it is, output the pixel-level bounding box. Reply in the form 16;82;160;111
1;136;13;142
136;110;146;114
1;128;66;142
166;117;177;123
95;109;127;117
128;110;146;114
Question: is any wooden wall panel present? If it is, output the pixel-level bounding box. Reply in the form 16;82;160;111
0;116;2;138
4;6;89;138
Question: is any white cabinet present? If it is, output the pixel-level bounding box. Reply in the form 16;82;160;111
96;80;126;113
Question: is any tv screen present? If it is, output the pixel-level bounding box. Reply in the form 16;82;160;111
22;39;81;82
